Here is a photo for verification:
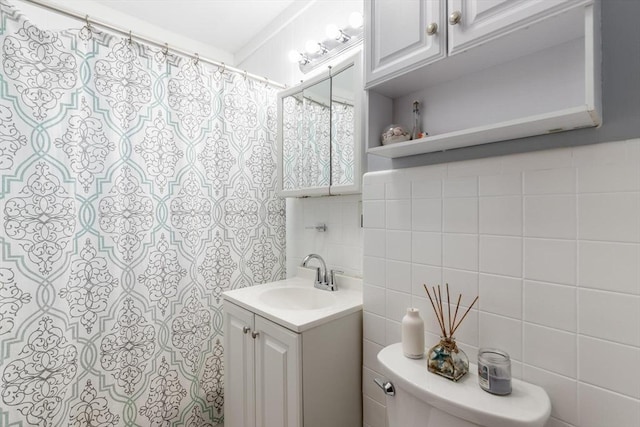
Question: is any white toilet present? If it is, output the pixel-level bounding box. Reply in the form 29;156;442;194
377;343;551;427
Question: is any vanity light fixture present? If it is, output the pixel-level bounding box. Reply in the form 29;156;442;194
288;49;310;65
348;11;363;29
291;11;363;73
305;39;329;55
325;24;350;43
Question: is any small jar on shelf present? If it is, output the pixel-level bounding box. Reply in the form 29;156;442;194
381;124;410;145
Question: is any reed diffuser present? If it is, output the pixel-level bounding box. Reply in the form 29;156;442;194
423;283;478;382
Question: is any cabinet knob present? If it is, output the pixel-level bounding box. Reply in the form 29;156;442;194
242;326;251;334
251;331;260;339
426;22;438;36
449;11;461;25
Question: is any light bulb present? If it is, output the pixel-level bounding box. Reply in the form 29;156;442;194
305;39;320;54
288;50;301;63
325;24;341;40
349;11;363;29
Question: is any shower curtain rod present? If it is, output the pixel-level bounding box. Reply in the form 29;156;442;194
20;0;287;89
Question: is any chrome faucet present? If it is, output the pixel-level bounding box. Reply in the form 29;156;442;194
301;253;339;291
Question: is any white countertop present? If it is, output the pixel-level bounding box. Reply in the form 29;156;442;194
222;267;363;333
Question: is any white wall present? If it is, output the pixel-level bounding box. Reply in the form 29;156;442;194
362;138;640;427
238;0;363;86
286;195;363;279
242;0;365;279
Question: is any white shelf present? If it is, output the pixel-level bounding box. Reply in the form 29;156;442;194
367;106;599;158
365;3;601;159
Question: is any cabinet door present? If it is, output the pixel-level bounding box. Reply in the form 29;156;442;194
365;0;444;87
447;0;592;54
223;302;256;427
254;316;302;427
277;75;332;197
329;55;362;195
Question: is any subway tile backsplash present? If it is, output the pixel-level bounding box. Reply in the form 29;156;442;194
286;194;363;278
362;138;640;427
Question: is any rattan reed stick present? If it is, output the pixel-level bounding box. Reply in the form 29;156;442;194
446;283;452;335
450;296;479;337
423;284;447;337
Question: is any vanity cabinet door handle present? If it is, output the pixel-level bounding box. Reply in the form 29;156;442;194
426;22;438;35
251;331;260;339
242;326;251;334
449;11;461;25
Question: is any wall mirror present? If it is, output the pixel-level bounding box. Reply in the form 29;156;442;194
277;51;362;197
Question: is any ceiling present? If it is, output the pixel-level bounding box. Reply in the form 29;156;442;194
90;0;298;55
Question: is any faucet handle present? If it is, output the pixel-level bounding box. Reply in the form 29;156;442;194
330;270;343;286
313;267;323;284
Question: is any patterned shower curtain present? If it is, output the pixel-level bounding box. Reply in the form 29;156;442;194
0;1;285;425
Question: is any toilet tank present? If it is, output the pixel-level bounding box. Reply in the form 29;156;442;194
377;343;551;427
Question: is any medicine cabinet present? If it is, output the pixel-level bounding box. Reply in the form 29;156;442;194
277;52;363;197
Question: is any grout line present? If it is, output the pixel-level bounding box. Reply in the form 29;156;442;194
476;176;481;349
575;166;581;421
440;178;445;286
576;286;640;298
576;333;640;350
521;170;526;369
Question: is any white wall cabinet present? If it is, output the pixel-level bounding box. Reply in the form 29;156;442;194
365;0;591;87
364;0;600;158
447;0;592;55
364;0;444;87
223;301;361;427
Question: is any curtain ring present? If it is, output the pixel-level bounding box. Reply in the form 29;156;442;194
219;62;226;74
263;77;269;88
163;42;169;56
128;30;132;44
243;70;248;81
83;14;93;38
193;53;199;65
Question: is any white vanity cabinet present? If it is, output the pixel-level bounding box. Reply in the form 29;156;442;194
224;302;301;427
223;299;362;427
364;0;601;158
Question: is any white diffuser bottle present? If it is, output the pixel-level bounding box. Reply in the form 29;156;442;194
402;308;425;359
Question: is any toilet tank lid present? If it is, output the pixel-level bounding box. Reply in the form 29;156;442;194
377;343;551;427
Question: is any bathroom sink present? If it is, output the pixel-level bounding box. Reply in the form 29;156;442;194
259;287;337;310
222;267;362;332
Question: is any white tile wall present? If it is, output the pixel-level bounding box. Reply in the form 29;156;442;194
524;281;576;332
362;138;640;427
286;194;363;278
578;383;640;427
443;234;478;271
479;235;522;277
479;196;522;236
578;241;640;294
524;195;576;239
524;238;576;285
